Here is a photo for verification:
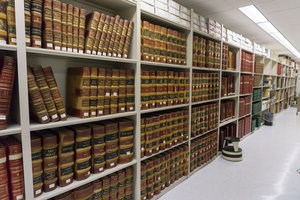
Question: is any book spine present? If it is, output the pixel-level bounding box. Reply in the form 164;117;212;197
53;0;62;50
141;70;149;110
72;7;79;52
122;21;134;59
66;4;73;52
31;0;43;47
89;67;98;117
97;68;105;116
110;69;119;114
6;0;16;45
42;0;53;49
104;69;112;115
126;69;134;112
84;11;100;54
118;69;126;113
25;0;31;46
78;8;85;54
42;66;67;120
61;3;67;51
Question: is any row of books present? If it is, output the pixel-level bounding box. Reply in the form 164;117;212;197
193;35;221;69
192;72;219;102
52;166;133;200
219;123;236;150
31;119;134;197
255;62;264;74
238;116;251;139
252;102;262;115
141;20;187;65
0;0;16;45
141;110;189;158
191;102;219;138
220;100;235;123
251;116;261;131
190;131;218;172
0;55;15;130
254;75;262;87
141;70;189;110
240;75;254;94
28;66;67;124
239;96;251;118
253;88;263;102
0;136;24;200
26;1;134;59
241;51;254;73
222;44;237;70
221;74;235;97
141;145;189;200
67;67;135;119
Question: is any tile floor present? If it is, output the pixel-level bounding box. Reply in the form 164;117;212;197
160;107;300;200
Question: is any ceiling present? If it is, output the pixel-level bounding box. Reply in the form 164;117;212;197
176;0;300;60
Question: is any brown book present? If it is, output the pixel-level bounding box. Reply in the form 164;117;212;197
0;143;9;199
31;0;43;47
0;0;7;44
61;3;67;51
0;56;15;129
67;67;90;118
66;4;73;52
84;11;101;54
104;69;112;115
52;0;62;50
90;67;98;117
97;68;105;116
6;0;16;45
118;69;126;113
78;8;86;53
110;69;119;114
102;16;115;56
72;7;79;52
107;15;121;57
43;66;67;120
126;69;134;112
141;70;149;110
122;21;134;58
117;19;129;58
97;15;110;55
92;13;106;55
25;0;31;46
42;0;53;49
27;67;50;123
32;66;59;122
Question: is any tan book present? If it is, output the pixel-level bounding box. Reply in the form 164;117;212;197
6;0;16;45
61;3;67;51
78;8;86;53
107;15;121;57
66;4;73;52
122;21;134;58
102;16;115;56
84;11;101;54
90;67;98;117
52;0;62;50
97;16;110;55
92;13;106;55
67;67;90;118
42;0;53;49
72;7;79;52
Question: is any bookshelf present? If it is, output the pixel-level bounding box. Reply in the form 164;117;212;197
0;1;297;199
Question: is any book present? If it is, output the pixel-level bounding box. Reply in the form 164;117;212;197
25;0;31;46
72;7;79;52
31;66;59;122
97;15;110;55
67;67;90;118
42;0;54;49
92;13;106;55
27;67;50;123
31;133;43;197
52;0;62;50
31;0;43;47
84;11;101;54
126;69;134;112
102;16;115;56
221;74;235;97
241;51;254;72
110;69;119;114
107;15;121;57
97;68;105;116
42;66;67;120
0;142;9;199
118;69;126;113
61;3;67;51
220;100;235;122
122;21;134;59
240;75;254;94
104;69;112;115
78;8;86;53
192;72;219;102
6;0;16;45
0;0;7;44
0;56;15;130
66;4;73;52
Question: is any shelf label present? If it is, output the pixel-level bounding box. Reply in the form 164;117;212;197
49;183;55;189
35;40;41;46
84;112;89;117
66;179;71;183
16;195;24;200
91;111;96;116
0;157;6;164
86;50;91;54
60;113;66;118
47;43;53;48
42;115;48;121
98;110;103;115
99;167;104;172
35;189;42;195
110;163;115;167
52;114;58;120
0;115;6;120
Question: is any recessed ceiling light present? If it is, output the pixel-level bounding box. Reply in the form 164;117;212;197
239;5;300;59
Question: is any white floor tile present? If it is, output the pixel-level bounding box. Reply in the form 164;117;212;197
160;107;300;200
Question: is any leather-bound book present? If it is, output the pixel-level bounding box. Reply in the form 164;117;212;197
126;69;134;112
66;4;73;52
78;8;85;53
97;67;105;116
61;3;67;51
6;0;16;45
84;11;101;54
72;7;79;52
92;13;106;55
42;0;54;49
52;0;62;50
24;0;31;46
31;0;42;47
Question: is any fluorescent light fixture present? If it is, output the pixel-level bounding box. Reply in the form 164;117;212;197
258;21;277;34
239;5;267;23
239;5;300;58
